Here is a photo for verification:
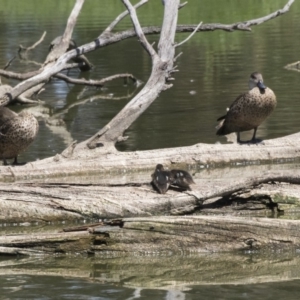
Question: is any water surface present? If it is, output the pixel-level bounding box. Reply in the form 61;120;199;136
0;0;299;160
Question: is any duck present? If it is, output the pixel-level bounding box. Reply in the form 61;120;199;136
170;169;195;190
151;164;173;194
49;36;93;72
216;72;276;143
0;107;39;165
151;164;195;194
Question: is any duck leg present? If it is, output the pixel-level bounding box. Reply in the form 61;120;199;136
12;156;18;165
251;127;258;142
250;127;263;144
237;128;262;144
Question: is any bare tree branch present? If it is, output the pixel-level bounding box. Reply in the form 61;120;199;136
0;0;292;108
19;31;47;55
175;21;202;47
54;72;139;87
45;0;85;65
122;0;157;57
102;0;148;35
70;0;180;153
285;61;300;72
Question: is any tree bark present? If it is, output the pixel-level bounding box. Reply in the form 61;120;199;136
1;216;300;255
0;131;298;180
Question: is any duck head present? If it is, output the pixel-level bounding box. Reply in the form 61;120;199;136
248;72;267;92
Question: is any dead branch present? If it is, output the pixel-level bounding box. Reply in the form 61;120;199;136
73;0;179;152
122;0;157;57
18;31;47;59
0;0;292;107
175;21;202;47
102;0;148;35
45;0;84;65
285;61;300;72
54;72;139;87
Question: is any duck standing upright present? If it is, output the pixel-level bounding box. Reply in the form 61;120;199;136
0;107;39;165
151;164;173;194
216;72;276;143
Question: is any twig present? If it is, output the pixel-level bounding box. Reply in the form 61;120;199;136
19;31;47;52
122;0;157;57
49;89;140;126
174;52;183;61
179;1;188;9
102;0;148;35
0;62;82;82
285;61;300;72
175;21;202;47
237;0;294;30
54;72;139;87
3;56;16;71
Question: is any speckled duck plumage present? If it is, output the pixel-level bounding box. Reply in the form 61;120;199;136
151;164;195;194
0;107;39;164
216;72;276;143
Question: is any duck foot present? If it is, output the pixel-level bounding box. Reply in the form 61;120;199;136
238;138;264;145
2;157;26;166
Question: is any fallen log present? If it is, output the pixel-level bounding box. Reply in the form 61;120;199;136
1;216;300;255
0;162;300;222
0;131;299;181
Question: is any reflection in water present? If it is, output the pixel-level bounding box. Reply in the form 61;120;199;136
1;252;300;299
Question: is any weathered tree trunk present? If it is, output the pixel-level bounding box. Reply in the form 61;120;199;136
0;131;299;180
1;216;300;255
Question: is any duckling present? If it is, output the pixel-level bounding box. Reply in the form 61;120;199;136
151;164;173;194
0;107;39;165
216;72;276;143
170;169;195;190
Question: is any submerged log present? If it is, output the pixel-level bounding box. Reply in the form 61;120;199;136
1;216;300;255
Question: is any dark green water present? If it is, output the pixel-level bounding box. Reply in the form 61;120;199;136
0;0;300;298
0;0;299;160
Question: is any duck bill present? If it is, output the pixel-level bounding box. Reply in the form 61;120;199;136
257;80;266;90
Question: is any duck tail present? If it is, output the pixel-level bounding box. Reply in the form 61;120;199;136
216;118;226;136
217;114;226;122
